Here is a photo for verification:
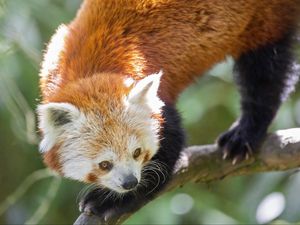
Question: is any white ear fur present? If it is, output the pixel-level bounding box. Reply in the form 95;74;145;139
127;71;164;112
37;102;80;153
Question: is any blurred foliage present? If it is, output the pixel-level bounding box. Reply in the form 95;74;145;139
0;0;300;224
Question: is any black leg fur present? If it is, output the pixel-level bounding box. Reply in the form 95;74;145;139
80;105;185;220
218;32;299;163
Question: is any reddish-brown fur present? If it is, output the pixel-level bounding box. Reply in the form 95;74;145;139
41;0;300;104
40;0;300;169
85;173;98;183
43;144;62;173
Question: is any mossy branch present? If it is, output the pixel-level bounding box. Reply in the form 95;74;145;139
74;128;300;225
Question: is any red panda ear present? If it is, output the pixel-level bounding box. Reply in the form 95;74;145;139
127;71;163;110
37;102;81;153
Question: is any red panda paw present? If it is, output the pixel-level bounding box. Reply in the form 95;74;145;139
78;202;121;224
78;189;121;223
78;188;140;223
217;123;266;164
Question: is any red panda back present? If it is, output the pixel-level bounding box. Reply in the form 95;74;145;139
41;0;300;104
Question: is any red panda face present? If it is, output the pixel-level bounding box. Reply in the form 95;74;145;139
37;72;164;193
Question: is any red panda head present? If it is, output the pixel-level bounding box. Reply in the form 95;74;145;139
37;71;164;193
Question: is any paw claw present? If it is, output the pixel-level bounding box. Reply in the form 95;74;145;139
79;200;93;216
104;215;108;222
218;123;262;163
84;207;93;216
232;155;244;165
232;157;238;165
79;202;83;213
223;150;229;160
245;142;253;156
245;153;249;160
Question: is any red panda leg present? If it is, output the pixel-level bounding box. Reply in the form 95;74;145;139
218;32;299;163
79;105;185;220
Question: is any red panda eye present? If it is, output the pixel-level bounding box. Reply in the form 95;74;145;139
133;148;142;159
98;161;113;171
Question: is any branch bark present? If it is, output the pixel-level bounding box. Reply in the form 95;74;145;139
74;128;300;225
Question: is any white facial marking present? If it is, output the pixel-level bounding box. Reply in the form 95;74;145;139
94;150;117;164
127;135;140;154
62;156;92;181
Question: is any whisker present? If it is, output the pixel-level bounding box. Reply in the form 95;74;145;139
145;169;161;195
144;162;168;185
77;183;98;203
102;191;112;203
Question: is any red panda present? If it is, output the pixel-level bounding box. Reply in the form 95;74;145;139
38;0;300;219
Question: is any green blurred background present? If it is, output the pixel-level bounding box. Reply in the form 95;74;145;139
0;0;300;224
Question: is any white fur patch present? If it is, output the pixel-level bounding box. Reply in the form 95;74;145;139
37;102;83;153
93;150;117;164
40;24;69;79
127;135;140;154
62;156;92;181
122;104;161;157
123;77;135;88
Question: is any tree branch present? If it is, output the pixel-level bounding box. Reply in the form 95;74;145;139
74;128;300;225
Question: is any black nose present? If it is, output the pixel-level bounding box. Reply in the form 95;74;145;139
122;175;138;190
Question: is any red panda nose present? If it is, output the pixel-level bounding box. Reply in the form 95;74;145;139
122;175;138;190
